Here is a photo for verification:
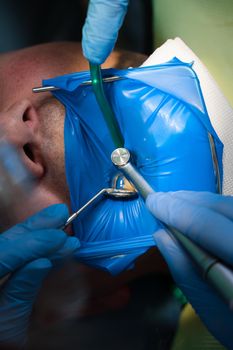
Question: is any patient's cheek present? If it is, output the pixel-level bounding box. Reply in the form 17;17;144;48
39;102;70;198
12;186;70;228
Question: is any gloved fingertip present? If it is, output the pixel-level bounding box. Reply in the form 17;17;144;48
82;41;106;65
153;229;171;249
22;258;52;274
65;236;81;252
4;258;52;298
41;228;67;246
87;56;104;65
40;203;69;219
25;204;69;230
49;237;81;263
146;192;164;210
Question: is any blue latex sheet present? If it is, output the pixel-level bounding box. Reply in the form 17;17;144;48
43;58;223;274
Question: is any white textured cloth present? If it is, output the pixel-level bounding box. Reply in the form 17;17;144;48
142;37;233;195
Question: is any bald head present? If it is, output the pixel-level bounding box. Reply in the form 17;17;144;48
0;42;87;111
0;41;146;111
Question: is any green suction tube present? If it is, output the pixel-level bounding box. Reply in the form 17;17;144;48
89;63;124;148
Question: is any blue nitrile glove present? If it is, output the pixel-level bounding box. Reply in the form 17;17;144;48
0;204;80;348
82;0;129;64
146;191;233;349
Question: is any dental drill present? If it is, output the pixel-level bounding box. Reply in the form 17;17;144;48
111;147;233;309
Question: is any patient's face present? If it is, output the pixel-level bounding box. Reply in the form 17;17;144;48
0;42;147;222
0;43;165;322
0;43;82;220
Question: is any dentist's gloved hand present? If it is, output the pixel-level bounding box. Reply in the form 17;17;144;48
82;0;129;64
0;204;80;348
146;191;233;349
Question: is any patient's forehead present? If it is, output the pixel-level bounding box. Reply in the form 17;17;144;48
0;42;89;111
0;42;146;112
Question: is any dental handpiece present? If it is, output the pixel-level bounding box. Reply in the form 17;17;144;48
111;147;233;309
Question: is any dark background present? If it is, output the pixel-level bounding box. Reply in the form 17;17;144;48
0;0;153;55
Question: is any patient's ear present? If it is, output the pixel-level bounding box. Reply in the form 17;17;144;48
20;103;46;180
22;103;39;130
0;99;45;180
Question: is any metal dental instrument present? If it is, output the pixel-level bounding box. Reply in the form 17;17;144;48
64;184;138;229
63;188;108;229
111;147;233;308
32;75;124;93
0;184;137;288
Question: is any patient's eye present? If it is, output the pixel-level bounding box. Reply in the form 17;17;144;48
23;143;34;162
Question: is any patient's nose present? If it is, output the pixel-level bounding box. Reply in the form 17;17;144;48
0;100;44;178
